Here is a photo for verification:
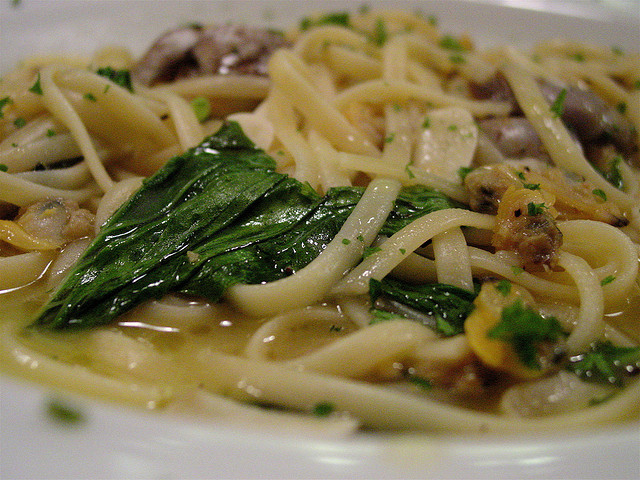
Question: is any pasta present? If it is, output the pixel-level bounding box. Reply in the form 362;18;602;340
0;6;639;437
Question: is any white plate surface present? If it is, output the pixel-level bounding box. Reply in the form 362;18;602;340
1;1;639;479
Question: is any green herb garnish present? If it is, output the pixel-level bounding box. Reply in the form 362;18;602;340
313;402;335;416
96;66;133;92
550;88;567;118
488;299;565;369
567;341;640;386
190;97;211;123
28;73;43;95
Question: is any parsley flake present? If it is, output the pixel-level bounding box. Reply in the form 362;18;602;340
550;88;567;118
373;18;388;46
190;97;211;123
592;189;607;201
29;73;43;95
567;341;640;386
600;275;615;286
488;299;565;369
495;279;512;296
312;401;335;417
0;96;12;118
458;166;472;181
527;202;546;216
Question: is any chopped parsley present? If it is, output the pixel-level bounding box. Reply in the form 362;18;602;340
600;275;615;286
611;45;624;55
45;398;85;425
488;299;565;369
571;52;585;62
495;279;512;296
13;117;26;128
83;93;97;102
384;132;396;143
0;96;12;118
422;117;431;129
300;12;350;30
0;164;8;172
96;66;133;92
407;374;432;390
363;245;382;258
439;35;464;51
457;166;472;181
567;341;640;386
527;201;546;216
312;401;335;416
449;54;465;64
46;128;57;137
28;73;43;95
550;88;567;118
510;265;524;275
522;183;540;190
592;188;607;201
601;156;624;190
372;18;387;46
190;97;211;123
616;102;627;114
341;238;351;245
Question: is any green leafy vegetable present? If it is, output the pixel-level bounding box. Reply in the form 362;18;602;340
567;341;640;386
488;299;565;369
369;277;477;336
96;67;133;92
0;164;8;172
13;117;26;128
34;122;453;330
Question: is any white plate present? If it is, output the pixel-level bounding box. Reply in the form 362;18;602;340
1;1;639;479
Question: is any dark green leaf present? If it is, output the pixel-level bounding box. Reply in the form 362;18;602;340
33;122;455;330
369;277;477;336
